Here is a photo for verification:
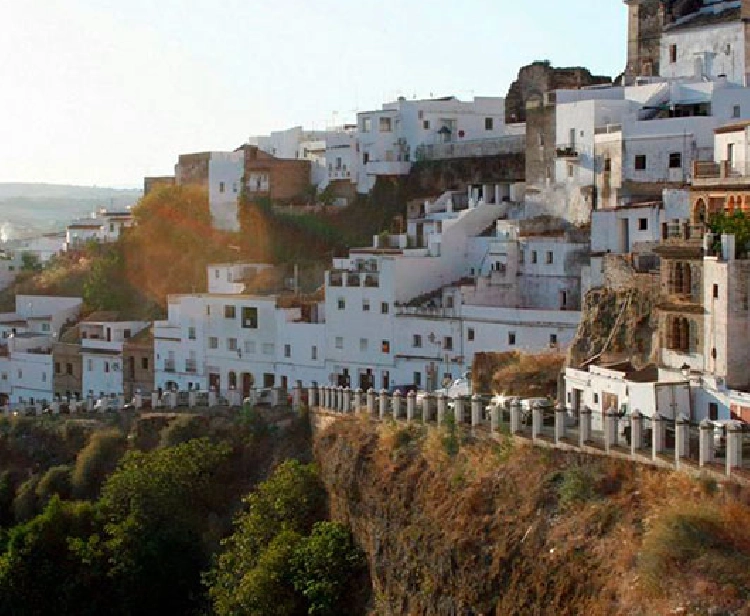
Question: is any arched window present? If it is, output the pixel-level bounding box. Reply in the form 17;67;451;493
674;262;684;295
228;371;237;389
683;263;692;296
679;318;690;353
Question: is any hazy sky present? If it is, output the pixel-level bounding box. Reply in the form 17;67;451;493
0;1;627;188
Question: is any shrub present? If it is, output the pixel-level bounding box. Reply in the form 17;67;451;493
12;476;41;523
158;414;208;448
35;465;72;505
557;465;598;508
70;429;127;500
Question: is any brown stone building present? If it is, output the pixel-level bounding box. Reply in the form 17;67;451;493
239;145;311;202
123;326;154;398
144;176;176;196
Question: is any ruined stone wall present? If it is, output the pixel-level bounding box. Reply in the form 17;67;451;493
524;101;555;191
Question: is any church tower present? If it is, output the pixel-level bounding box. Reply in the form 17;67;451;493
624;0;665;78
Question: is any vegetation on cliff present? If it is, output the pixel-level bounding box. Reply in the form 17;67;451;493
315;417;750;615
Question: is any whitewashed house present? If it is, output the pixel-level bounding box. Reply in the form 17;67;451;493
80;314;149;398
65;209;135;250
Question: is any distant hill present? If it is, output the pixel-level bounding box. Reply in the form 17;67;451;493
0;183;142;240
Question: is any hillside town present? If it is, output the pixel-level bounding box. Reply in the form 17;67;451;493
2;0;750;434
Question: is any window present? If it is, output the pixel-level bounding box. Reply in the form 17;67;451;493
87;360;93;372
418;109;424;119
546;251;554;264
41;323;50;332
262;343;275;355
42;372;46;383
604;158;612;172
104;362;110;373
219;181;225;193
423;120;430;130
594;393;599;404
359;338;368;352
381;302;389;314
413;334;422;348
635;154;646;170
241;306;258;328
414;371;422;387
284;344;291;358
382;340;390;353
669;152;682;169
362;299;370;312
379;117;392;132
233;182;238;193
733;105;742;119
508;332;516;346
55;362;60;374
209;337;218;349
363;151;370;165
188;326;196;340
468;328;475;341
567;162;574;178
337;298;346;310
444;336;453;351
224;305;236;319
244;340;256;354
335;337;343;349
713;283;719;299
638;218;648;231
66;363;73;375
227;338;238;351
669;44;677;63
206;305;211;316
1;373;5;381
311;345;318;360
485;117;494;131
361;116;371;132
141;357;149;370
531;251;538;264
17;369;22;379
550;333;558;346
709;402;719;421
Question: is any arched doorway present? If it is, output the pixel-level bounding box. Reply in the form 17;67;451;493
693;198;707;224
727;196;736;214
228;371;237;390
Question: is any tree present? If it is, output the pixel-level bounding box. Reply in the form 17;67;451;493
70;428;127;500
292;522;368;616
709;210;750;258
208;460;327;614
99;438;233;615
0;497;103;616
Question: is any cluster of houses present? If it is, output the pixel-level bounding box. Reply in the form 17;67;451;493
2;1;750;427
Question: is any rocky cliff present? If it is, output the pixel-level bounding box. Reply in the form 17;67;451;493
315;418;750;615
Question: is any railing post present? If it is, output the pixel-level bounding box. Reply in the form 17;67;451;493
436;392;446;426
392;390;402;420
354;388;364;413
604;408;617;453
630;410;643;456
652;413;666;460
699;419;714;467
319;384;326;409
579;406;592;446
379;389;388;420
50;400;60;415
134;392;143;411
726;421;743;477
471;395;482;431
675;413;690;468
342;387;352;413
510;400;521;435
367;388;376;416
531;402;542;441
491;401;500;434
246;388;258;408
554;403;566;444
406;391;416;422
422;393;434;424
454;396;465;425
308;383;318;408
208;388;217;408
188;390;197;409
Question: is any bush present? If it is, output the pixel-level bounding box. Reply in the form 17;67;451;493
158;414;208;448
12;476;41;524
557;465;598;509
35;465;72;505
70;429;127;500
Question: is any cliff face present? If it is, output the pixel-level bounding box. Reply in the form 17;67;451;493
315;418;750;615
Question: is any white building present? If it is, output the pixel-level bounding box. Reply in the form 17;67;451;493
80;314;150;398
65;209;135;250
356;96;517;193
207;151;245;232
0;295;82;406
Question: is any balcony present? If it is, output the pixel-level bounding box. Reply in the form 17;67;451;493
415;135;525;161
328;168;353;181
185;360;197;373
365;160;412;176
164;360;176;373
693;160;750;185
346;273;361;287
662;222;705;244
363;274;379;288
329;272;343;287
555;144;579;159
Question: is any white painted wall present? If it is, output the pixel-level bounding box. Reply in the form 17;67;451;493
208;151;244;232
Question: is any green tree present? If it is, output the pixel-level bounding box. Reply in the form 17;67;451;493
292;522;368;616
99;438;233;615
208;460;326;614
158;414;208;448
82;246;132;311
35;464;72;506
709;210;750;257
0;497;103;616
